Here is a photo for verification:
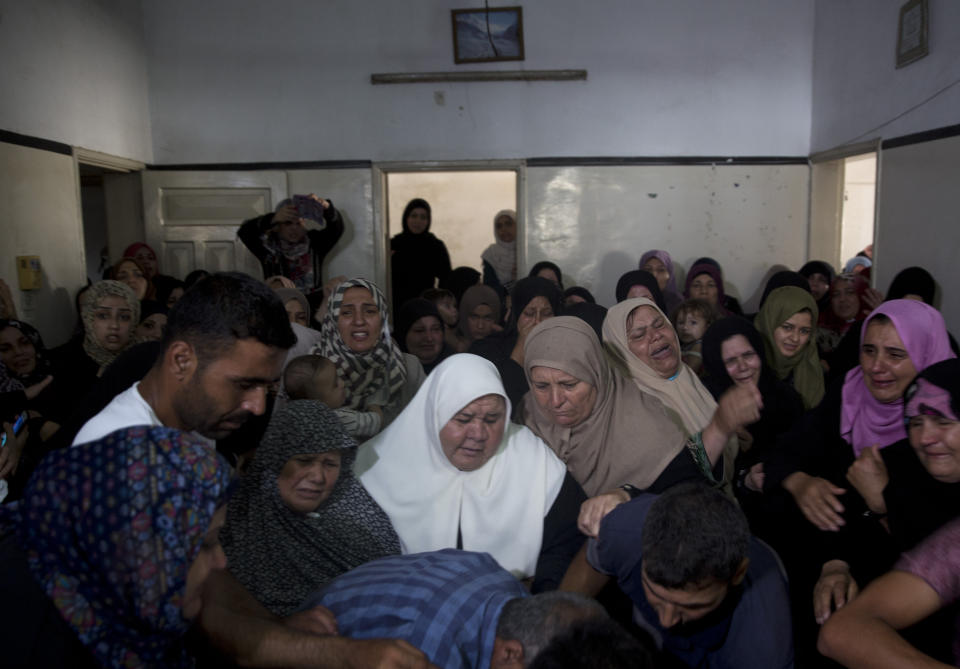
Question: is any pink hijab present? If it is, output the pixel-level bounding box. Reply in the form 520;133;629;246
840;299;955;456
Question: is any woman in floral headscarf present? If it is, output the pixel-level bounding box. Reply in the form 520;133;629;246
49;280;139;408
0;425;232;667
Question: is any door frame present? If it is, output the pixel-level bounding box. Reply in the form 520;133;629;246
371;159;526;302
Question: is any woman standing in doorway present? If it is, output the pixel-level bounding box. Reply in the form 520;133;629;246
390;198;452;315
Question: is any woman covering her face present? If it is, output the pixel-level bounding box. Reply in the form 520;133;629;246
754;286;825;410
221;401;400;616
311;278;424;428
355;354;581;591
0;426;232;668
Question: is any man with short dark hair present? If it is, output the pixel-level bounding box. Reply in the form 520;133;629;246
564;483;793;668
70;272;436;668
300;549;619;669
73;272;296;445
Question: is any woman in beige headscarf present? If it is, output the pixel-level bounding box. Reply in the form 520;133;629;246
602;297;762;486
522;317;703;504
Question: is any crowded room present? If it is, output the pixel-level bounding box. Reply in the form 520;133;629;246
2;1;959;667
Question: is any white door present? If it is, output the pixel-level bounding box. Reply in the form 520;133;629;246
142;170;288;280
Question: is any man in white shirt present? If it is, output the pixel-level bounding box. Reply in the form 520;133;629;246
73;272;295;447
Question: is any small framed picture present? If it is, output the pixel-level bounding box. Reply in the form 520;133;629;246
896;0;928;68
451;6;524;64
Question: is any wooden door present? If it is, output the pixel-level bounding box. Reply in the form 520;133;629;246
142;170;287;280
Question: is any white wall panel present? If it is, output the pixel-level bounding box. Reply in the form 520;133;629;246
0;142;87;346
876;135;960;333
286;169;376;287
526;164;810;310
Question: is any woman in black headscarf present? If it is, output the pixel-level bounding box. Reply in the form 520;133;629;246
470;277;563;412
886;266;936;304
390;198;452;314
701;317;805;496
394;298;454;374
528;261;564;290
799;260;835;314
614;270;667;313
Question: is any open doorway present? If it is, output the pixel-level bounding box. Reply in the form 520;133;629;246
808;144;878;276
839;153;877;270
78;165;118;283
386;170;518;272
75;149;145;282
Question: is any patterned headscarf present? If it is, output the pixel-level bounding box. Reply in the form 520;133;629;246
0;318;51;387
221;401;400;616
0;426;232;668
81;280;139;369
313;278;407;410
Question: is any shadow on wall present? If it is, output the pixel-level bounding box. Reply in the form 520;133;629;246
17;275;77;348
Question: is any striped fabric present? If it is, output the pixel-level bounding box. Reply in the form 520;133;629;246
304;549;528;669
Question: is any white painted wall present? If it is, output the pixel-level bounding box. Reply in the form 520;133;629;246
287;169;375;285
0;0;154;162
876;136;960;334
0;142;87;347
142;0;814;163
811;0;960;153
526;164;810;310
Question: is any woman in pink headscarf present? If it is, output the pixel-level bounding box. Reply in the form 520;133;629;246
763;299;955;533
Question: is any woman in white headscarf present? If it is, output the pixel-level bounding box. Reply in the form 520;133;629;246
354;353;584;592
481;209;517;292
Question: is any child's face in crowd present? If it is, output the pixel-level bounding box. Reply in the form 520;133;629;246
676;311;706;344
314;366;346;409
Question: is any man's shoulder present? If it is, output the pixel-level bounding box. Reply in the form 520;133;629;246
72;383;158;446
722;538;793;667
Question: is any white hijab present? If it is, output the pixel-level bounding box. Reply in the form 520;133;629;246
355;353;566;579
481;209;517;286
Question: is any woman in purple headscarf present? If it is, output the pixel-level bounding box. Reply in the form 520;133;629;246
764;299;955;532
683;257;743;317
640;249;683;315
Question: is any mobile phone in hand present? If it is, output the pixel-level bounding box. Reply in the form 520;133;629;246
293;194;327;228
12;410;27;436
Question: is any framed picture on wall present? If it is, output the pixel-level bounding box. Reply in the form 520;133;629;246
451;6;524;64
896;0;928;68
